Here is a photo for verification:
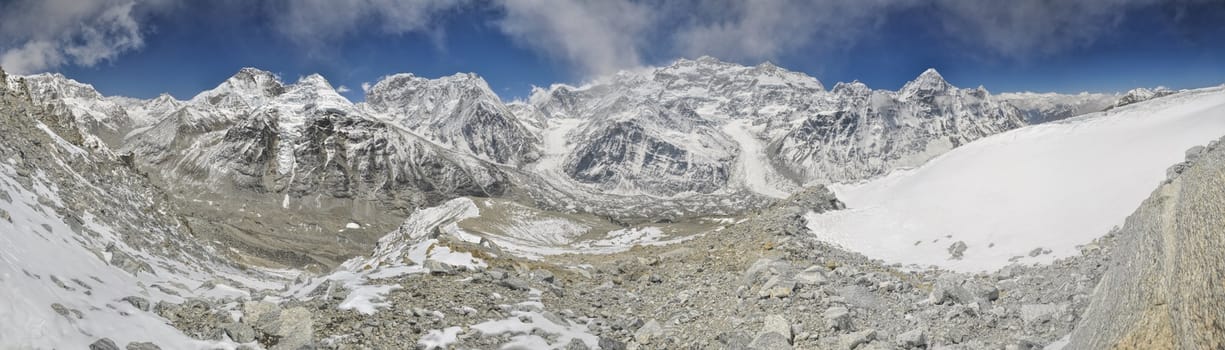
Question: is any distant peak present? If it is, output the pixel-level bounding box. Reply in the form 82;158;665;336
913;68;947;84
670;55;732;68
833;80;871;95
900;68;953;98
297;73;331;87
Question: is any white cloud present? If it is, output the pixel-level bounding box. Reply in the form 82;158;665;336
0;0;173;74
336;85;351;93
495;0;654;76
673;0;897;63
361;82;373;93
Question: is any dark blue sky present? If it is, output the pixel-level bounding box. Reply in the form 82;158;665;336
6;0;1224;101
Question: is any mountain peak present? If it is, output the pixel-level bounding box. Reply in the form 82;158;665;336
900;68;953;99
189;67;285;109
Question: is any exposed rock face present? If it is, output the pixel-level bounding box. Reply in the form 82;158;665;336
1067;139;1225;349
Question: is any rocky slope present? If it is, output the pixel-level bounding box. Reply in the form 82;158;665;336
1066;138;1225;349
0;67;286;348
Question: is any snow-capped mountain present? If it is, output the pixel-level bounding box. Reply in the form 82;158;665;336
521;59;1038;197
121;69;509;211
361;73;540;166
8;58;1149;221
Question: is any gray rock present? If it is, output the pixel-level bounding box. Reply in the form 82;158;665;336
222;322;256;343
716;331;754;349
51;303;71;318
122;296;150;312
758;276;796;298
930;275;998;305
794;266;828;286
598;337;627;350
425;260;458;275
947;241;967;260
271;307;314;350
749;332;793;350
648;274;663;284
839;329;876;350
565;338;590;350
89;338;120;350
485;269;508;280
824;306;852;331
240;302;313;350
634;319;664;344
500;277;532;291
760;314;792;344
1028;248;1044;257
125;342;161;350
896;329;926;348
532;269;556;284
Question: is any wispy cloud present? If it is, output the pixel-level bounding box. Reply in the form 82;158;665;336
671;0;896;63
495;0;654;77
0;0;173;74
268;0;469;51
0;0;1204;79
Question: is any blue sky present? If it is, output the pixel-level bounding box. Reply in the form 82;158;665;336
2;0;1224;102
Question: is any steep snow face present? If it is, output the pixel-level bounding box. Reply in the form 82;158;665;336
769;70;1028;185
363;73;540;165
806;86;1225;272
187;67;285;120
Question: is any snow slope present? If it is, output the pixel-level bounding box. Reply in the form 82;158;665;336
806;86;1225;272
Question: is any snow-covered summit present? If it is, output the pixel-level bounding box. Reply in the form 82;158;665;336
188;67;286;118
899;68;952;100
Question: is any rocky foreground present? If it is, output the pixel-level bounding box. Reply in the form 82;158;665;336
140;185;1120;350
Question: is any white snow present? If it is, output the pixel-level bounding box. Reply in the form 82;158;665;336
345;222;361;229
0;163;276;348
806;86;1225;272
418;326;463;349
720;119;796;198
468;298;599;349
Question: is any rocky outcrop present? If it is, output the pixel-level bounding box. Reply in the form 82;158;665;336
1066;139;1225;349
